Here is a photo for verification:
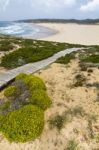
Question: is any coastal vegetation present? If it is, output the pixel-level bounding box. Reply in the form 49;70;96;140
0;105;44;142
82;55;99;63
0;35;85;69
56;53;75;64
41;46;99;149
49;113;66;131
0;73;51;142
56;46;99;65
19;18;99;24
64;139;78;150
0;40;14;51
0;35;99;149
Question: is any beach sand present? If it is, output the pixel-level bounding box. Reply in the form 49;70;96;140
38;23;99;45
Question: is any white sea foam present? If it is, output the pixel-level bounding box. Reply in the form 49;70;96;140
0;22;56;38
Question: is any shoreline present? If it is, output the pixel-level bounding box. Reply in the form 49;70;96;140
36;23;99;45
0;22;58;40
1;22;99;45
20;23;58;40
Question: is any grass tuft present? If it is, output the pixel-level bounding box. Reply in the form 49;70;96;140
64;139;78;150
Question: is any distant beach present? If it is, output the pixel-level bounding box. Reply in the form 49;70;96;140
1;21;99;45
37;23;99;45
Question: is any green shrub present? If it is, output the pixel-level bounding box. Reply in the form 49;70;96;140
56;53;75;64
0;73;51;142
4;86;17;98
0;41;69;69
0;40;14;51
0;115;3;126
0;35;84;69
16;74;50;109
82;55;99;63
0;101;10;111
29;89;51;110
20;74;46;91
0;105;44;142
16;73;28;80
27;75;46;91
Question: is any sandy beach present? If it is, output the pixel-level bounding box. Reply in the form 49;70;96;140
38;23;99;45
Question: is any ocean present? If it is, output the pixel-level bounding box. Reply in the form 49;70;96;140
0;21;56;39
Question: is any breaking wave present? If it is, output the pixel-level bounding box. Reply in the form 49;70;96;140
0;21;56;39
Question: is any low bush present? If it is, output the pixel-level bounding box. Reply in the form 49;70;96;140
0;41;69;69
12;79;29;94
79;62;87;71
56;53;75;64
0;105;44;142
49;114;66;131
0;40;14;51
29;89;51;110
74;74;86;87
0;73;51;142
64;140;78;150
3;74;49;111
0;101;10;111
16;73;28;80
4;86;17;98
16;74;46;91
3;80;31;110
82;55;99;64
87;69;93;73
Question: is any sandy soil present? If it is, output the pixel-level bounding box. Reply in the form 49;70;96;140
0;59;99;150
38;23;99;45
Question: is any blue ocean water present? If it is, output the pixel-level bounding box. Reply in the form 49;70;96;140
0;21;56;39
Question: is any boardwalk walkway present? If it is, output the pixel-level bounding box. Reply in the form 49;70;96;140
0;48;81;89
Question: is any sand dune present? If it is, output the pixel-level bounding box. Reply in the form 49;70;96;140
1;59;99;150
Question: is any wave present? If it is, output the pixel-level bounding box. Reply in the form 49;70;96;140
0;21;56;38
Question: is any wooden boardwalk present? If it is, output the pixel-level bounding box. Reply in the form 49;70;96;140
0;48;81;90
